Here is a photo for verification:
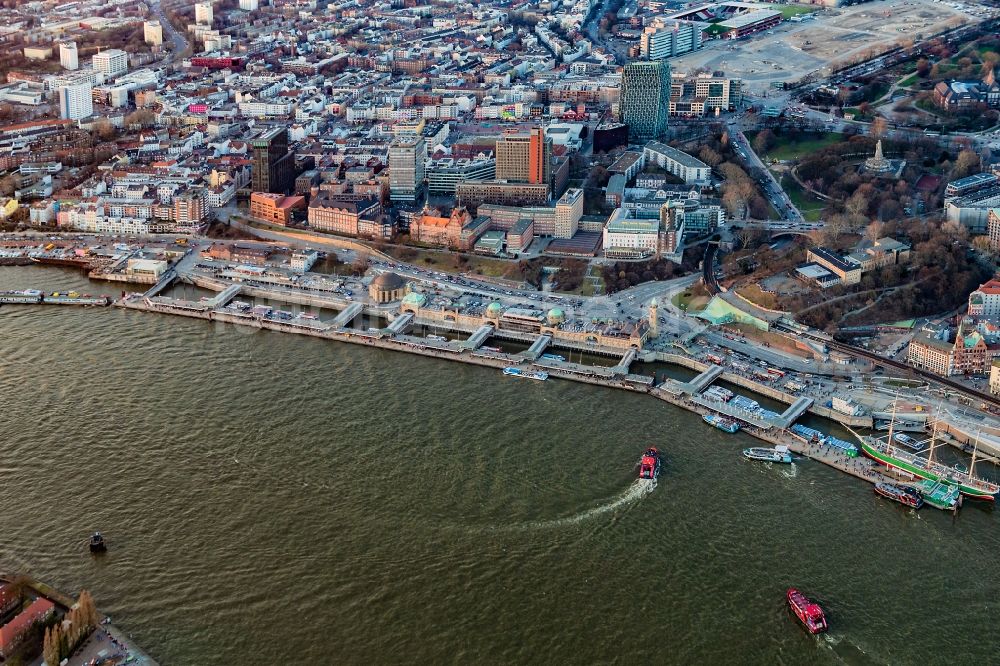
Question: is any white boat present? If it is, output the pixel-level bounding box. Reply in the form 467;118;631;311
502;367;548;381
743;445;793;463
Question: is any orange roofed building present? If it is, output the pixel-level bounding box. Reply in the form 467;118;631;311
0;597;55;658
409;206;473;248
968;277;1000;318
249;192;306;226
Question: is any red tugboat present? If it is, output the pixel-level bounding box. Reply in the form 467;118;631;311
787;588;827;634
639;447;661;480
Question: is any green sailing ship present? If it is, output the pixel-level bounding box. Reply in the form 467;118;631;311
860;436;998;502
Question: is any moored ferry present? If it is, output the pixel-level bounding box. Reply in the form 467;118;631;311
540;353;566;362
860;437;999;502
893;433;923;451
874;482;923;509
913;479;961;511
502;367;549;381
703;413;740;433
743;446;792;463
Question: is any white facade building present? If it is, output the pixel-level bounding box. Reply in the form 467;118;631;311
642;142;711;185
144;20;163;46
92;49;128;78
640;21;703;60
195;2;213;26
59;81;93;120
59;42;79;71
239;0;259;10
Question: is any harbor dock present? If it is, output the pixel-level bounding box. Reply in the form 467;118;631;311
118;292;912;502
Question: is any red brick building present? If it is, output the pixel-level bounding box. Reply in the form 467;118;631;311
0;597;55;658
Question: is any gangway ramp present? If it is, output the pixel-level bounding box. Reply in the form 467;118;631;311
332;302;364;328
773;396;814;429
521;333;552;361
683;365;723;395
142;270;178;298
463;323;495;350
206;283;242;308
386;312;414;335
611;348;638;376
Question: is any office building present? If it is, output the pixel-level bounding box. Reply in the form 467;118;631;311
308;196;383;237
92;49;128;78
642;142;711;184
426;158;496;194
239;0;259;9
554;188;583;238
251;127;295;195
250;192;306;226
640;21;702;60
389;135;426;203
620;61;671;143
455;181;549;208
670;72;742;117
144;20;163;46
195;1;214;25
59;41;78;71
495;127;551;186
59;81;93;120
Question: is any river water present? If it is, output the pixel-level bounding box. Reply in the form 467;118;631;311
2;267;998;665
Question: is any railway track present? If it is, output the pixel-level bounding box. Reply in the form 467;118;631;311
792;329;1000;411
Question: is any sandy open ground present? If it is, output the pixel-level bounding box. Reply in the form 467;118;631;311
670;0;978;94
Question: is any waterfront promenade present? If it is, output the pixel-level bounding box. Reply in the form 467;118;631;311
120;294;902;500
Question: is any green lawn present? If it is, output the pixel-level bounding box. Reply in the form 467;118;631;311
385;245;518;279
898;74;919;88
780;174;826;222
754;132;846;162
672;284;712;312
770;3;815;18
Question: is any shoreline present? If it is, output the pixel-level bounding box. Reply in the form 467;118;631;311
0;574;159;666
121;296;905;498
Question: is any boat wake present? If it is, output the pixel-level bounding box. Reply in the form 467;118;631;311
781;463;798;479
510;479;657;530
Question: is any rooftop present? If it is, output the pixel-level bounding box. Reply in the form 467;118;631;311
644;142;709;170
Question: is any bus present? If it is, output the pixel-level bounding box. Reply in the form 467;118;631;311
767;368;786;378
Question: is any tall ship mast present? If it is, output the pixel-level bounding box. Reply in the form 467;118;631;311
859;412;999;502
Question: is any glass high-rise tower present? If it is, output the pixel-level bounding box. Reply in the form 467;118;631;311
619;61;671;144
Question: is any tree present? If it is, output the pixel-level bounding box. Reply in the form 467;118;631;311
973;234;995;256
77;589;99;630
0;173;20;197
951;149;981;180
43;626;60;666
91;119;117;142
864;220;884;242
845;191;869;219
752;128;775;156
125;109;155;128
698;145;722;167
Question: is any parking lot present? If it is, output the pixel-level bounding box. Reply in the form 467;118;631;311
670;0;981;94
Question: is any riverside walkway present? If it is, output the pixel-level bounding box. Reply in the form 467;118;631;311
119;293;906;504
